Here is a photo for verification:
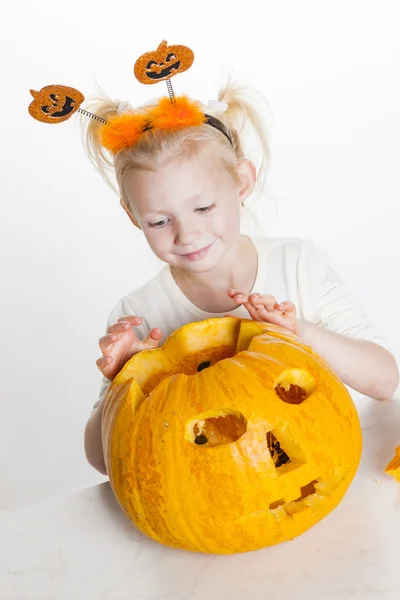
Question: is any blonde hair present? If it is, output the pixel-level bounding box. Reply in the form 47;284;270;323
80;81;273;212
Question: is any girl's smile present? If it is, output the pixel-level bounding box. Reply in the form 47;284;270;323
181;240;216;261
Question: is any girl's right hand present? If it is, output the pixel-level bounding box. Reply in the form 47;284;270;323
96;316;162;380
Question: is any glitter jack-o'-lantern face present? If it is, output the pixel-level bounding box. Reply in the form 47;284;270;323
134;40;194;84
28;85;85;124
102;318;362;554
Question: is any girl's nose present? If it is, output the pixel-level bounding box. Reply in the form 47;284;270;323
174;221;201;246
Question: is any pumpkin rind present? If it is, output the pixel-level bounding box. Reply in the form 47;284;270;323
102;317;362;554
385;446;400;482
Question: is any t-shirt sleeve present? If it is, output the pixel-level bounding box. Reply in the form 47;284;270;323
91;295;151;413
297;240;393;352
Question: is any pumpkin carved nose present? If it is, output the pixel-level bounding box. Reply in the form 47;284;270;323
266;431;291;468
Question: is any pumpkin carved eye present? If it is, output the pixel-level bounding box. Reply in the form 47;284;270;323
146;60;158;70
274;368;316;404
191;412;247;447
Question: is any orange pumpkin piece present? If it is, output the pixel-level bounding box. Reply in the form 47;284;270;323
385;446;400;482
102;317;362;554
134;40;194;84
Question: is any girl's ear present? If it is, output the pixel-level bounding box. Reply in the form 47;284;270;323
237;159;256;204
120;198;141;229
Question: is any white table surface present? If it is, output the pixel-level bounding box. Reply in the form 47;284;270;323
1;393;400;600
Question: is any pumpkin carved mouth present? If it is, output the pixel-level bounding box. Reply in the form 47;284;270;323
145;59;181;80
267;466;349;521
41;94;76;118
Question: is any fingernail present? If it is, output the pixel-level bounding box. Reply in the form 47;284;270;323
235;294;243;300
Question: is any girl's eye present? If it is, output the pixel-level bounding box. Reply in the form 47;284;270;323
148;219;169;228
195;203;216;213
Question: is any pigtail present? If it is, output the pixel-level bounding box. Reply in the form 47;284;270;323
79;92;125;195
216;80;273;195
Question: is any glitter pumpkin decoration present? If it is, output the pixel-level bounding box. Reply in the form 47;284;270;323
134;40;194;84
28;85;85;124
102;317;362;554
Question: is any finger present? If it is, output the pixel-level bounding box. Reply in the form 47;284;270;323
228;289;239;297
232;293;251;304
228;289;249;301
108;319;141;335
96;355;112;370
141;328;163;350
245;303;297;331
249;294;277;308
99;333;118;353
243;302;261;321
117;315;143;326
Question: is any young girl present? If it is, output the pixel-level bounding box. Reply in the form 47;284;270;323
83;83;399;475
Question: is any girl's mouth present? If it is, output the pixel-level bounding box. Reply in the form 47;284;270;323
182;241;215;261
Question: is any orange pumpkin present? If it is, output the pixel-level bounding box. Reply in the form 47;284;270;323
134;40;194;84
28;85;85;124
102;317;362;554
385;446;400;482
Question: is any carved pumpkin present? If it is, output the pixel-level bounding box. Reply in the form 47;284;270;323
134;40;194;84
102;317;362;554
385;446;400;482
28;85;85;124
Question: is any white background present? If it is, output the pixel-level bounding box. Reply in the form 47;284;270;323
1;0;399;510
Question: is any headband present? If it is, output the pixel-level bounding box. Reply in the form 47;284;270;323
28;40;233;153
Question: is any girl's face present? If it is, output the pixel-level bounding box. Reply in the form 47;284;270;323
124;150;255;274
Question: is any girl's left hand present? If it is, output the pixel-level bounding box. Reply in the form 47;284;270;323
228;289;297;333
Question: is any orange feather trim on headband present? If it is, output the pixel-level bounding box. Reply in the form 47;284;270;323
146;95;207;129
99;96;207;154
99;112;148;154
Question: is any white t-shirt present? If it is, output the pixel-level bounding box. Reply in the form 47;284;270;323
94;235;394;408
